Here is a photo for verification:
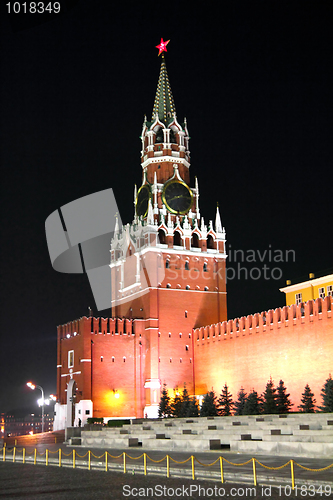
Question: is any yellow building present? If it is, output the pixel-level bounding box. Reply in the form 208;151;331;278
280;273;333;306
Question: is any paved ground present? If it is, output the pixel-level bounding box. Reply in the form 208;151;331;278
1;461;332;500
2;441;333;499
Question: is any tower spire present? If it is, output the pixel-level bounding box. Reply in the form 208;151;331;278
215;203;223;234
152;53;176;124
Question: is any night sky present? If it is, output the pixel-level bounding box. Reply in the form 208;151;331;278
1;1;332;413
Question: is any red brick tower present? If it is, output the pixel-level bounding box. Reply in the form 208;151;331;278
110;53;227;417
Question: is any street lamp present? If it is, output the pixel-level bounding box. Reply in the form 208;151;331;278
27;382;45;433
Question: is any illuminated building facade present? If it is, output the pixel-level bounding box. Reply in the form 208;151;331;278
53;47;333;430
280;272;333;306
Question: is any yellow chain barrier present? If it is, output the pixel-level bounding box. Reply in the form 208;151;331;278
256;458;291;470
195;457;221;467
2;445;333;489
295;462;333;472
252;458;257;486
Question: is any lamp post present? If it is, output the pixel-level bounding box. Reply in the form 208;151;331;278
27;382;45;433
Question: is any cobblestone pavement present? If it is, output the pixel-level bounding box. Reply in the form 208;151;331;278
1;461;333;500
2;442;333;499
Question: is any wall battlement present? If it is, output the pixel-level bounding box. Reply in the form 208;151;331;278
57;316;139;339
194;296;332;343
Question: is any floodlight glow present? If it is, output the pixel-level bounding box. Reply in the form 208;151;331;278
27;382;36;390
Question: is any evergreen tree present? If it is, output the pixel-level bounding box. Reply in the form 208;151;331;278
186;397;199;417
234;387;247;416
298;384;316;413
158;384;171;418
218;384;234;416
243;390;262;415
200;390;218;417
261;377;277;414
276;380;293;414
320;374;333;412
179;385;191;418
170;387;182;417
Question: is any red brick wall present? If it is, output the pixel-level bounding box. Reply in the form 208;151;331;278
193;297;333;410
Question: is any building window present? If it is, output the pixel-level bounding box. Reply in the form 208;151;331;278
85;410;90;415
185;310;188;318
295;293;302;305
165;260;170;269
112;356;115;362
170;358;172;363
166;283;171;288
68;350;74;369
203;262;208;272
186;285;190;290
168;332;171;338
179;332;182;338
100;356;103;362
185;345;189;351
185;261;189;270
328;285;333;296
319;287;325;299
123;357;126;362
180;358;182;363
204;286;209;291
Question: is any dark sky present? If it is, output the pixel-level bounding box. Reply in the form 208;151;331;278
1;1;332;413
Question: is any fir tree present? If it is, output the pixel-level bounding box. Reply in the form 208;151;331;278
234;387;247;416
320;374;333;412
261;377;277;414
218;384;234;416
276;380;293;414
243;390;262;415
200;390;218;417
179;385;191;418
298;384;316;413
158;383;171;418
170;388;182;417
186;397;199;417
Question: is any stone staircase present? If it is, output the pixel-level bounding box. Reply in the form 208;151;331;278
79;414;333;457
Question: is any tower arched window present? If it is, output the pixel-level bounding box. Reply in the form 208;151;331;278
158;229;166;245
169;129;177;143
203;262;208;272
185;261;189;270
165;259;170;269
174;231;181;246
155;128;163;143
191;233;199;248
207;235;214;249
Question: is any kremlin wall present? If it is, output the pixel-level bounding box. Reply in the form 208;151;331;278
193;295;333;410
55;295;332;428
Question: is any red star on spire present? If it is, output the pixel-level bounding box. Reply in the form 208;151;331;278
156;38;170;56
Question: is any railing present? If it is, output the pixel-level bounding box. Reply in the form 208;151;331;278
2;444;333;490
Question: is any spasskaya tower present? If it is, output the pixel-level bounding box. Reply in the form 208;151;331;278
110;39;227;417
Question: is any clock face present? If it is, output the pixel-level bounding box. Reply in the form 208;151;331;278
136;184;151;217
162;180;193;214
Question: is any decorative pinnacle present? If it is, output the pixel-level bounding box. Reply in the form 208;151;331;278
156;38;170;56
